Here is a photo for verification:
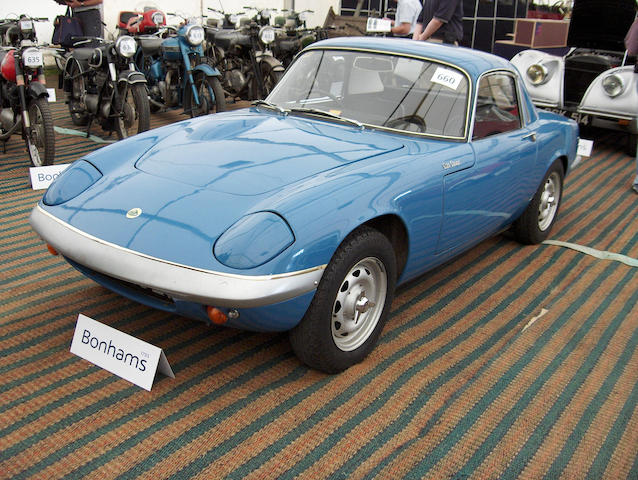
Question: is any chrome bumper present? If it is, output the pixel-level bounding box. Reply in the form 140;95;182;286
30;204;325;308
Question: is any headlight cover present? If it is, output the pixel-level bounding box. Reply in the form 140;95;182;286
526;63;548;85
115;35;137;58
214;212;294;269
259;26;276;45
43;160;102;206
185;25;205;46
601;73;624;97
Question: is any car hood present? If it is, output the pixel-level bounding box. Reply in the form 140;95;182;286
567;0;636;51
134;110;404;194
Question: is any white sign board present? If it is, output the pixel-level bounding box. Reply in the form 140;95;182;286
577;138;593;157
366;17;392;33
70;314;174;391
29;164;70;190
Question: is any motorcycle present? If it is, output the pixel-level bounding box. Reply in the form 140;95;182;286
117;7;166;36
135;15;226;116
0;15;55;166
205;8;284;101
62;34;151;139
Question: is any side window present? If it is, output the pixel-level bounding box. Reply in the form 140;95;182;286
472;73;521;140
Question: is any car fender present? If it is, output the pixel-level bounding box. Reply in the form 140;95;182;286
511;49;564;108
117;69;147;85
192;62;221;77
578;66;638;129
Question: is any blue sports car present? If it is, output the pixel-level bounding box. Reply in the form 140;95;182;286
30;37;579;373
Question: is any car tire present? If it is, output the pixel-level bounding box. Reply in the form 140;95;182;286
289;226;397;373
513;159;564;245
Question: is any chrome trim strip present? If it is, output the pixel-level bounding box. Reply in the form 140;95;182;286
30;205;325;308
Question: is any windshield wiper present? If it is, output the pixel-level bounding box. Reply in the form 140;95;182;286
252;100;288;115
289;107;364;130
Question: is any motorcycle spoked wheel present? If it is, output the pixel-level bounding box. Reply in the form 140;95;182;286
250;61;284;100
25;97;55;167
186;73;226;117
112;83;151;140
67;62;90;126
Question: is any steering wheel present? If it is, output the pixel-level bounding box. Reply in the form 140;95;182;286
385;115;426;133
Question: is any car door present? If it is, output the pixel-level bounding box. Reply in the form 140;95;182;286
437;71;538;254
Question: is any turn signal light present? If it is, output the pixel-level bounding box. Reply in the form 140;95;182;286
46;244;58;256
206;306;227;325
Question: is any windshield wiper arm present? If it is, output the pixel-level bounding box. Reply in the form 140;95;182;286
289;107;364;130
252;100;288;115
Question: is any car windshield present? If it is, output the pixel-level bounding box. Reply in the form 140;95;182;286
266;49;470;138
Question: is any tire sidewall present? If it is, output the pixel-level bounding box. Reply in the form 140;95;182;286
290;227;397;373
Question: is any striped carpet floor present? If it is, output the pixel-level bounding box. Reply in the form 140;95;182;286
1;85;637;479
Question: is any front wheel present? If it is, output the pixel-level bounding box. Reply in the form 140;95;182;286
25;97;55;167
187;73;226;118
251;60;283;100
114;83;151;140
289;226;397;373
513;159;564;244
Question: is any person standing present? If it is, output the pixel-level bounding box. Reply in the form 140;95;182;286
65;0;104;39
413;0;463;45
389;0;423;38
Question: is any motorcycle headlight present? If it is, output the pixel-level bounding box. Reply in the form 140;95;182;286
261;9;272;19
19;19;34;33
298;11;310;22
22;47;43;68
526;64;548;86
185;25;205;46
152;11;165;26
115;35;137;58
259;26;276;45
601;73;624;97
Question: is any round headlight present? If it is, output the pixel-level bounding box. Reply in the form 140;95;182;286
115;36;137;58
151;11;164;26
601;74;624;97
259;26;276;45
22;47;44;68
298;11;309;22
526;64;548;86
261;9;272;19
185;25;205;46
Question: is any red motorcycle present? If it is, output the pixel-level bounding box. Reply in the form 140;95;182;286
117;7;166;36
0;16;54;166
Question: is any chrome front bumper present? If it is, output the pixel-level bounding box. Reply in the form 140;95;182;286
30;205;325;308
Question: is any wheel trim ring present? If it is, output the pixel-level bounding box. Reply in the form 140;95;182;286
538;171;560;231
331;257;387;352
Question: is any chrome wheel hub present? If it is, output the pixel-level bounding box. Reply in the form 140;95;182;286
538;172;560;231
331;257;387;352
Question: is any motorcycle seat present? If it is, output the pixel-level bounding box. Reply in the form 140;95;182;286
138;36;163;55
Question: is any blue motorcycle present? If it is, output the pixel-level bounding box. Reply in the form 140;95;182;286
135;16;226;116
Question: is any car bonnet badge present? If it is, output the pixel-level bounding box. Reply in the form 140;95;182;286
126;207;142;219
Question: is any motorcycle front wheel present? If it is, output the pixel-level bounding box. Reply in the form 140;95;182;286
26;97;55;167
114;83;151;140
186;73;226;117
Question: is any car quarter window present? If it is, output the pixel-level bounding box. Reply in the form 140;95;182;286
472;73;522;141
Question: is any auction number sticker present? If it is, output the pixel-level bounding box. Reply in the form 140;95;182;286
431;67;463;90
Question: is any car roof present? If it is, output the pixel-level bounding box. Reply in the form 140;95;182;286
308;37;516;82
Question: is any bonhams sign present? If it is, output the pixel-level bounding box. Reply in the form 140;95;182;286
70;314;174;391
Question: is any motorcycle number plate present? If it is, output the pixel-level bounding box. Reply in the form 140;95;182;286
23;50;43;68
20;20;34;31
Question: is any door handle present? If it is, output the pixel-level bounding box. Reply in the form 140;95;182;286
523;132;537;142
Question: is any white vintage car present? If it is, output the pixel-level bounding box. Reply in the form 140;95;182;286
511;0;638;155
